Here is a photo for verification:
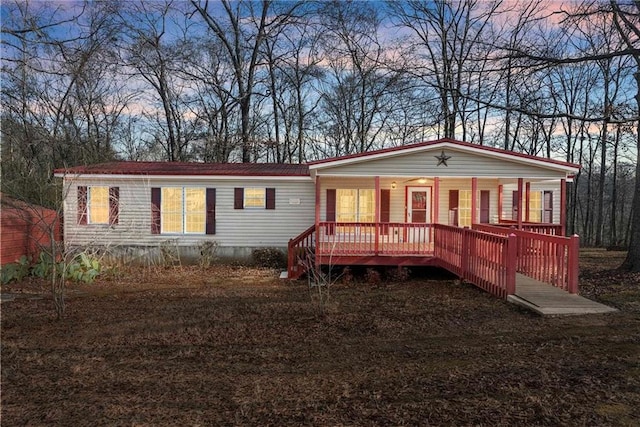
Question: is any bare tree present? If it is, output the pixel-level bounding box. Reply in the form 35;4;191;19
191;0;303;162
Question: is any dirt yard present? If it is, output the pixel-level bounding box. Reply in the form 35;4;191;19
2;250;639;426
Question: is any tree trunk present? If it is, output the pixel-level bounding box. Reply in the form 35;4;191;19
620;70;640;271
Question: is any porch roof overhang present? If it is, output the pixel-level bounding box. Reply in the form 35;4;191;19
308;138;580;182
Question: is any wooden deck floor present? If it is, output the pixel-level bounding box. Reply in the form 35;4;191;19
508;274;617;316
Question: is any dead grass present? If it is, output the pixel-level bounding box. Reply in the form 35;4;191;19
2;251;639;426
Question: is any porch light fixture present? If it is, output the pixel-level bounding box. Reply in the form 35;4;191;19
391;181;397;189
418;178;427;184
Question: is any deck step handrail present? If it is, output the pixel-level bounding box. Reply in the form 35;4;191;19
472;224;579;293
495;221;564;235
287;225;316;280
433;224;516;298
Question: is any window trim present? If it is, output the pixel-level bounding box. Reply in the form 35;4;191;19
336;188;375;223
88;186;110;225
160;187;206;235
244;187;266;209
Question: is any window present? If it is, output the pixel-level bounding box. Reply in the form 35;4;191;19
529;191;542;222
458;190;472;228
244;188;266;208
89;186;109;224
160;187;206;234
234;188;276;209
336;189;375;222
78;186;119;225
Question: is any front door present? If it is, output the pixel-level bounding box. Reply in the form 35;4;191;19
407;187;431;243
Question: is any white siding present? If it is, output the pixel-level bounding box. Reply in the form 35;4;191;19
62;176;315;249
317;147;569;179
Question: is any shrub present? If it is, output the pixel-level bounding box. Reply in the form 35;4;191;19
199;240;219;268
1;256;31;285
252;248;286;269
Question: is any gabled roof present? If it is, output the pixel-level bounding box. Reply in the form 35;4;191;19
308;138;581;172
54;161;310;177
53;139;580;179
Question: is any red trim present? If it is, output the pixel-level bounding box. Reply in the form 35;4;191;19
405;186;431;224
307;138;581;169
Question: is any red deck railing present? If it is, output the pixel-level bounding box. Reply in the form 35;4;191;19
473;224;579;293
496;220;564;236
287;222;578;298
433;224;516;298
287;225;315;279
316;222;434;256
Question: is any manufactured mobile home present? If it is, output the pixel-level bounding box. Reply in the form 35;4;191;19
55;138;581;299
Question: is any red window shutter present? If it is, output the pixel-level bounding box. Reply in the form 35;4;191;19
380;189;391;235
151;188;161;234
326;189;336;235
206;188;216;235
234;188;244;209
266;188;276;210
480;190;490;224
512;190;519;220
77;186;88;225
543;191;553;223
449;190;459;226
326;189;336;221
109;187;119;225
380;189;390;222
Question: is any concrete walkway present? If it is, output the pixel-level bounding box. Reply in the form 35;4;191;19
508;274;617;316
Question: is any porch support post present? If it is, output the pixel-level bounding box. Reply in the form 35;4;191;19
498;184;503;223
525;181;531;222
517;178;524;230
315;175;321;227
315;175;321;268
434;177;440;224
374;176;380;255
560;178;567;236
471;177;478;226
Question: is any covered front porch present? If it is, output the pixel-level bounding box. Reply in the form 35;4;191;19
287;140;582;303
